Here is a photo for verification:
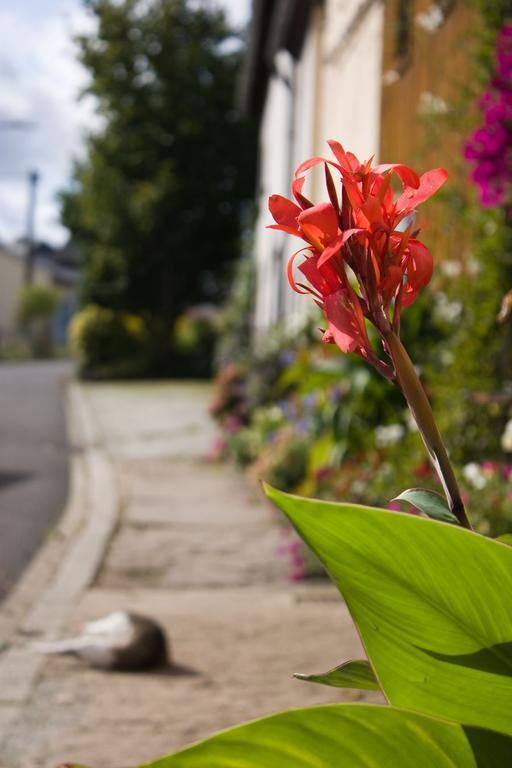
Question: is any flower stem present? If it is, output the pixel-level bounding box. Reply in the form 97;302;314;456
383;329;471;529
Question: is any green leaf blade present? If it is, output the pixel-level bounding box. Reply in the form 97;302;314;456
264;484;512;736
294;659;379;690
139;704;512;767
392;487;459;524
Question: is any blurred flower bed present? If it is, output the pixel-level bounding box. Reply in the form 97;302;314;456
210;305;512;578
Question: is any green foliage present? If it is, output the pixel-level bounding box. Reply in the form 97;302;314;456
293;660;378;690
66;488;512;766
70;303;150;378
211;317;512;538
465;0;512;76
392;487;459;524
435;206;512;463
18;283;58;323
18;283;59;357
215;253;255;369
266;486;512;735
416;4;512;463
137;704;512;767
61;0;256;374
173;305;220;378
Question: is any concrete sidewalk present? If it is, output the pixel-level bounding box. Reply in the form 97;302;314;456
0;381;379;768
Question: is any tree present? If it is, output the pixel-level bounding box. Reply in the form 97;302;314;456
62;0;256;373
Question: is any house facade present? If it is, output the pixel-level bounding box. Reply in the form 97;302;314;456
241;0;474;336
0;241;78;345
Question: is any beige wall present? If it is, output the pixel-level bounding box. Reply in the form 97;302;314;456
0;249;24;335
253;51;295;335
320;0;384;162
0;248;53;335
253;0;384;335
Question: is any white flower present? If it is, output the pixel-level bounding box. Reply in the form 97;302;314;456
416;5;445;33
405;410;419;432
375;424;405;448
417;91;449;115
501;419;512;452
382;69;400;87
434;293;463;323
439;260;462;278
462;462;487;490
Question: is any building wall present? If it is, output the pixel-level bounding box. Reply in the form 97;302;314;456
252;0;385;336
0;247;59;338
0;248;24;336
320;0;384;163
253;54;295;335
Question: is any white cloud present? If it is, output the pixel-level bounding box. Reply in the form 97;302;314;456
0;1;96;245
218;0;251;30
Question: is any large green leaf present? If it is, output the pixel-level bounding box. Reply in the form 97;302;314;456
264;484;512;735
139;704;512;767
294;659;379;690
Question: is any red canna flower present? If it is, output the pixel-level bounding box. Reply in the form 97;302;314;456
268;141;472;530
268;140;447;374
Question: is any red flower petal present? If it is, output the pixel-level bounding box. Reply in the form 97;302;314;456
360;196;385;228
317;228;362;268
298;254;341;295
268;194;302;227
295;155;330;176
343;177;365;210
395;168;448;212
324;290;368;353
327;140;360;172
373;163;420;188
292;177;313;209
401;239;434;306
267;223;304;237
287;248;316;295
298;202;339;250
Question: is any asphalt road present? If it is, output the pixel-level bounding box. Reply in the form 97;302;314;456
0;360;71;601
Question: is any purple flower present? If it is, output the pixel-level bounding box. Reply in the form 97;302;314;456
279;350;296;366
464;24;512;207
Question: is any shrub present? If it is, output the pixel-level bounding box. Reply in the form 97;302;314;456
18;283;59;358
18;283;58;324
69;303;149;379
172;304;220;377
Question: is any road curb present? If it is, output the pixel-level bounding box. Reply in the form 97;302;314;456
0;382;120;748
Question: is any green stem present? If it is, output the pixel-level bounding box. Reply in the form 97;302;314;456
383;329;471;529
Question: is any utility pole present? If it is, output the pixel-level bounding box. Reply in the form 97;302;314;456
24;169;39;285
0;119;37;283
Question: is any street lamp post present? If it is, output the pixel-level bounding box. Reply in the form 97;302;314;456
0;119;37;283
24;169;39;285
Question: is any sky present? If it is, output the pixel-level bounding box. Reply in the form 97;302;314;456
0;0;251;247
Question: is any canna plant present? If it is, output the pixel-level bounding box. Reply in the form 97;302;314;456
75;143;512;766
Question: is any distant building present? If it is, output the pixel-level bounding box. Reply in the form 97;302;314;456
241;0;473;336
0;240;79;345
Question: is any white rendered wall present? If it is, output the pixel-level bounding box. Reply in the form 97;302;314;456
252;0;384;336
320;0;384;162
281;8;324;328
253;52;294;336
